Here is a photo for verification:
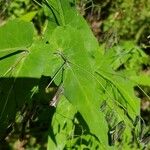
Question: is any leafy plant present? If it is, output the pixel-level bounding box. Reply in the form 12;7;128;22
0;0;149;149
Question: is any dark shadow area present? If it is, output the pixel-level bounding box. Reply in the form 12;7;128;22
74;112;90;135
0;76;56;149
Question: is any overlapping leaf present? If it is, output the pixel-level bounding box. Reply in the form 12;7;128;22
47;26;110;148
0;20;55;139
0;0;142;149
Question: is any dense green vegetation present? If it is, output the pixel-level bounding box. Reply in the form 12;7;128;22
0;0;149;149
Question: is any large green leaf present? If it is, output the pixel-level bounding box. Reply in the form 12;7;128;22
48;26;110;148
0;20;34;76
43;1;110;146
44;0;99;58
0;20;34;51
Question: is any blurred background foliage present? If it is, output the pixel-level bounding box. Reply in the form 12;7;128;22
0;0;149;149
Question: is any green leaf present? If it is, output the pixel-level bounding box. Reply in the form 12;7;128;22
20;11;37;22
47;96;76;150
44;0;99;58
131;74;150;86
44;0;76;26
49;26;109;148
95;44;141;120
0;19;34;51
96;69;140;119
